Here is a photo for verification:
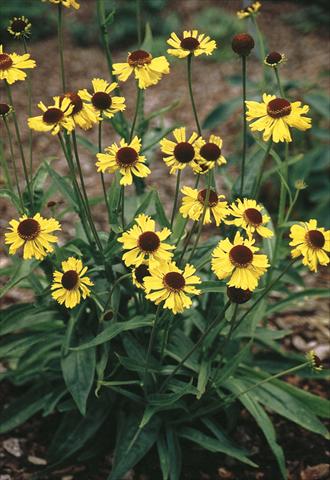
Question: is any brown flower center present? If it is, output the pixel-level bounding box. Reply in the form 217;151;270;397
61;270;79;290
0;53;13;70
0;103;10;116
306;230;325;249
227;286;252;304
128;50;152;66
10;19;28;33
232;33;255;56
62;92;83;115
116;147;138;167
174;142;195;164
43;108;64;124
135;264;150;284
17;218;40;240
197;189;218;207
267;98;291;118
138;231;160;253
92;91;112;110
200;142;221;162
164;271;185;291
244;208;263;226
266;51;282;65
180;37;200;51
229;245;253;267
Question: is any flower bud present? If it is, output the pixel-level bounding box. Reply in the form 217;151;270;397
232;33;255;56
294;179;307;190
227;286;252;304
264;51;286;67
0;103;11;117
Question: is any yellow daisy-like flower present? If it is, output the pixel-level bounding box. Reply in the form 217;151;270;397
211;231;269;291
78;78;126;119
180;186;229;226
237;1;261;19
245;93;312;143
51;257;93;309
144;261;201;314
289;220;330;272
28;96;75;135
96;136;150;186
264;51;286;68
160;127;202;175
112;50;170;89
60;91;100;131
194;134;227;173
167;30;216;58
5;213;61;260
0;44;36;84
226;198;273;239
118;214;174;268
8;16;31;39
42;0;80;9
132;261;150;290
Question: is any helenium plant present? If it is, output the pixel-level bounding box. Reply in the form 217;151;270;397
0;1;329;479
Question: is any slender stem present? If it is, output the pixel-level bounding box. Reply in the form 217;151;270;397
121;186;125;229
22;37;33;181
178;220;198;265
253;139;273;199
98;120;111;223
144;304;162;388
159;301;231;393
71;131;104;254
129;85;142;142
5;82;33;210
239;55;247;196
170;169;181;229
3;118;25;212
274;66;285;98
278;143;289;226
58;4;66;92
187;55;202;136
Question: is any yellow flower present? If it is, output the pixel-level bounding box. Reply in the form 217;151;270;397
180;186;229;226
289;220;330;272
226;198;273;239
0;44;36;84
167;30;216;58
96;136;150;186
28;96;75;135
264;51;286;68
144;261;201;314
112;50;170;89
211;231;269;291
5;213;61;260
132;261;150;289
118;214;174;267
60;91;100;130
306;350;323;372
160;127;202;174
237;1;261;19
8;16;31;39
245;93;312;143
194;134;226;173
51;257;93;309
78;78;126;119
42;0;80;9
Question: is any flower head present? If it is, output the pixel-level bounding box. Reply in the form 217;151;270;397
28;96;75;135
160;127;202;175
78;78;126;119
180;186;229;226
306;350;323;372
211;231;269;291
237;1;261;19
42;0;80;8
113;50;169;89
0;103;12;118
264;51;286;68
5;213;61;260
194;134;226;173
118;214;174;267
51;257;93;309
232;33;255;56
226;198;273;239
8;16;31;39
132;261;150;289
60;91;100;130
96;136;150;186
289;220;330;272
167;30;216;58
245;93;312;143
227;286;252;304
0;45;36;84
144;261;201;314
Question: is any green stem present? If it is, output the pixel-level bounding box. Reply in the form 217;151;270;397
178;220;198;265
253;139;273;199
121;186;125;229
98;120;111;223
278;143;289;226
129;85;142;142
144;304;162;389
5;82;33;211
274;66;285;98
159;301;231;393
103;272;131;314
22;37;33;181
58;4;66;92
187;55;202;136
3;118;24;213
239;55;247;196
170;169;181;229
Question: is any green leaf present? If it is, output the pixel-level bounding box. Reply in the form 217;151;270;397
46;164;77;207
267;288;330;315
109;412;161;480
157;434;170;480
196;359;210;399
157;427;182;480
61;347;96;415
202;97;241;130
0;304;62;335
76;134;98;154
133;189;155;218
199;281;226;293
141;22;153;52
0;188;21;210
155;191;170;228
304;92;330;119
70;315;154;350
0;260;38;299
223;379;287;479
213;341;252;387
